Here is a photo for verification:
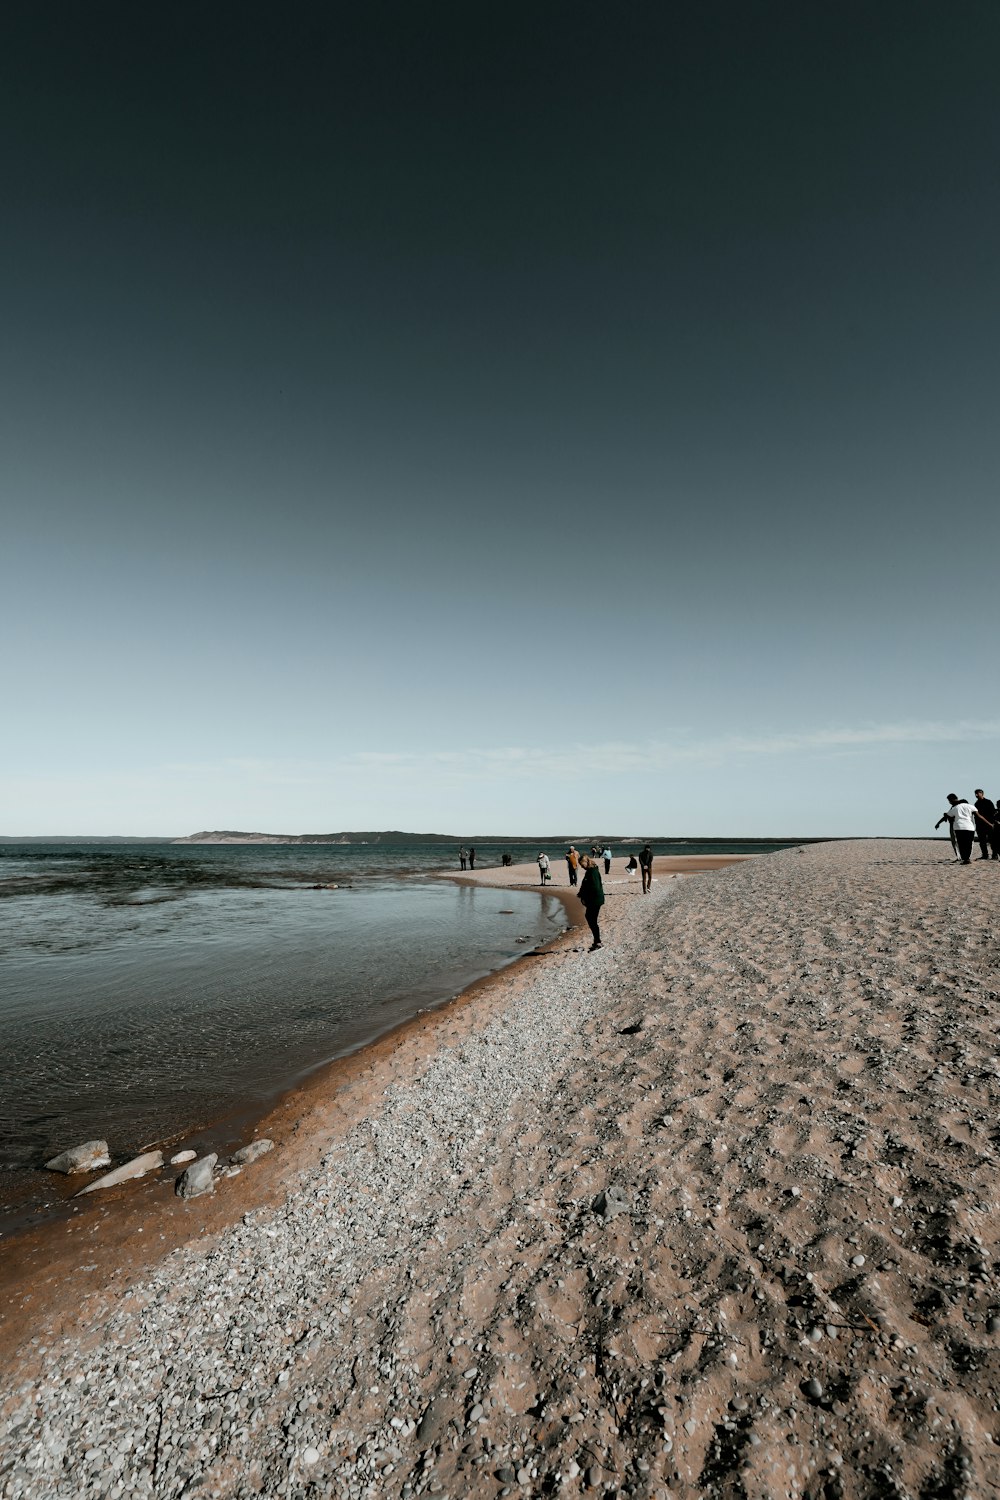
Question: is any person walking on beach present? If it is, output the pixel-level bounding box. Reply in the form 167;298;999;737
458;847;468;871
973;790;997;860
537;851;550;884
936;794;977;864
577;855;605;950
638;841;654;893
602;845;612;876
565;846;579;886
934;807;958;859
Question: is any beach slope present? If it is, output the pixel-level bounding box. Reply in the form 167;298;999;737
3;839;999;1498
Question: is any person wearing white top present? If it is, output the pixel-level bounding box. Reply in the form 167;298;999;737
935;794;977;863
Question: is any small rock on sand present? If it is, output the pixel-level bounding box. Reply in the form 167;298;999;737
74;1150;164;1196
593;1184;630;1219
44;1141;111;1174
175;1154;218;1199
231;1138;274;1166
169;1149;197;1165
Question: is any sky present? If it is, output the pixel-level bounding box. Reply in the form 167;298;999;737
2;2;999;837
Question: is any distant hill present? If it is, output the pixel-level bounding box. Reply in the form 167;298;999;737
172;830;465;845
0;835;171;843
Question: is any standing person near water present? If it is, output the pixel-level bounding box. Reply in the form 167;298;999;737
602;845;612;875
537;851;550;884
638;842;654;893
458;847;468;871
565;846;579;886
469;847;476;870
577;855;605;950
936;794;977;864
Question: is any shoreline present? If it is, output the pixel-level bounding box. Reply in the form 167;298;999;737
0;877;571;1242
0;857;738;1352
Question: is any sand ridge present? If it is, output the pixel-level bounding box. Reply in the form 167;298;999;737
3;840;1000;1499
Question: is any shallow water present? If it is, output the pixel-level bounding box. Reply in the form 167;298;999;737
0;837;807;1227
0;845;575;1224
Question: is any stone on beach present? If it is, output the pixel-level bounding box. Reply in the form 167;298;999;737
592;1183;630;1219
169;1149;197;1165
175;1153;218;1198
44;1140;111;1174
230;1138;274;1166
73;1149;164;1195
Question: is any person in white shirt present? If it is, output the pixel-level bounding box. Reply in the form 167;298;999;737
935;794;977;864
537;852;550;884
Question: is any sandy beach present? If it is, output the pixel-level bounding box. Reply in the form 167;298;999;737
3;839;1000;1499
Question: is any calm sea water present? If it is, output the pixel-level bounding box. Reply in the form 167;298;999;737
0;837;805;1228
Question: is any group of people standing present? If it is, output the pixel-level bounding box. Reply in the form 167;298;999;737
458;840;656;956
935;791;998;864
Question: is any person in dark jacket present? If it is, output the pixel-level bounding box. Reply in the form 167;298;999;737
577;855;605;950
973;790;997;860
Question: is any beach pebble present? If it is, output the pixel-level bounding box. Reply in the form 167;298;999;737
231;1138;274;1166
302;1447;320;1466
44;1141;111;1175
851;1254;866;1267
804;1379;824;1400
169;1150;197;1165
74;1151;164;1196
986;1316;1000;1334
593;1184;630;1219
891;1195;904;1208
175;1154;218;1199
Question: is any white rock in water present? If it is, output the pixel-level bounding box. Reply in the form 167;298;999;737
45;1141;111;1175
231;1138;274;1166
170;1150;197;1165
74;1151;164;1196
175;1154;218;1199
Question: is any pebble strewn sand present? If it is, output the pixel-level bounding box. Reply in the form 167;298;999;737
3;840;1000;1499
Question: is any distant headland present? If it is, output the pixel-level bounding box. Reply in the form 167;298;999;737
171;830;462;845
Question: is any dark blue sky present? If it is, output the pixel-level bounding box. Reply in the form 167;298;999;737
3;3;999;833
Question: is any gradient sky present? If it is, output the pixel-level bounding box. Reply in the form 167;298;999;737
3;2;999;837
